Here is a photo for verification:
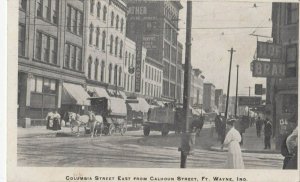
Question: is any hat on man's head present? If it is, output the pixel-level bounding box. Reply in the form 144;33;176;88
226;119;236;126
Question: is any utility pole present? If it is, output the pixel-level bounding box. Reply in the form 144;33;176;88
248;86;251;117
225;48;236;120
180;1;192;169
234;65;239;117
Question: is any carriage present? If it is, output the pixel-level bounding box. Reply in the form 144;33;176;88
88;97;127;136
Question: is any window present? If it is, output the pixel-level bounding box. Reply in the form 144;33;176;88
101;61;105;82
95;27;100;48
90;0;94;14
43;36;50;62
108;64;113;83
111;11;114;27
97;2;101;18
119;68;122;86
114;65;118;85
131;76;133;91
50;38;58;64
103;6;107;21
170;83;175;98
110;35;113;54
145;65;148;78
70;45;76;69
127;74;130;91
102;31;106;51
76;47;82;71
125;52;127;66
52;0;59;24
45;0;51;21
116;15;119;30
37;0;43;17
89;24;94;45
172;30;177;46
163;80;169;97
64;44;70;68
94;59;99;80
163;61;169;78
30;76;57;94
124;73;127;90
19;24;26;56
20;0;27;11
119;41;123;58
286;44;298;77
67;5;71;31
120;18;124;32
171;65;176;81
287;3;298;24
115;37;118;56
171;47;177;63
164;42;170;60
73;10;78;34
78;12;83;36
128;53;131;66
88;57;92;79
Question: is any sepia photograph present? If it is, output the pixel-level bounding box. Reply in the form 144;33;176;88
6;0;300;181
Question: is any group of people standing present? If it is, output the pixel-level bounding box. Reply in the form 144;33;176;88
46;109;62;131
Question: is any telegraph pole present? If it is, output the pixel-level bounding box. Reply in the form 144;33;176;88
234;65;239;117
248;86;251;117
181;1;192;168
225;48;236;120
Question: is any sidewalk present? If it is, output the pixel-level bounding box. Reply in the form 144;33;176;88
210;125;279;154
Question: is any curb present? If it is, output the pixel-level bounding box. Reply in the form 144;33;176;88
210;146;280;154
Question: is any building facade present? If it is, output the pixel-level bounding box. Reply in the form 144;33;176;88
215;89;223;112
191;69;204;106
269;2;298;149
203;83;216;112
125;1;183;102
18;0;89;124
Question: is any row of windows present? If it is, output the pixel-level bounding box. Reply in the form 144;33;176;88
145;65;162;83
164;23;177;46
162;81;177;98
145;82;161;98
35;31;58;65
19;24;26;56
30;75;57;94
67;4;83;36
36;0;59;25
164;41;177;63
124;52;135;68
124;73;135;92
64;43;83;72
90;0;125;32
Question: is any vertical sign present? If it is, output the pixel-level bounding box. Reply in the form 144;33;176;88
257;41;282;59
135;21;143;93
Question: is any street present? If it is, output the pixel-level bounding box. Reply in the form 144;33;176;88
18;124;283;168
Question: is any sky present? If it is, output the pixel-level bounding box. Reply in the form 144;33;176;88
177;1;273;97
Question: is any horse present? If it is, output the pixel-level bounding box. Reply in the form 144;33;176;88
85;111;104;138
66;112;87;135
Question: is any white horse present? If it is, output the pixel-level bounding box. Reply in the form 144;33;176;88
85;112;104;138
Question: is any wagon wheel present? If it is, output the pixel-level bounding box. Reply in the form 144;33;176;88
143;126;150;136
108;124;115;136
120;124;127;136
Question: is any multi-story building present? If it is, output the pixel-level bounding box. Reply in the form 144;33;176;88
191;69;204;106
268;2;298;149
84;0;127;97
203;83;216;112
125;1;183;102
18;0;90;125
143;57;163;99
176;42;184;103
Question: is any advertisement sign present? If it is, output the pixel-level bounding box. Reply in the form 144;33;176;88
255;84;263;95
135;31;143;93
257;41;282;59
238;96;262;106
252;60;285;77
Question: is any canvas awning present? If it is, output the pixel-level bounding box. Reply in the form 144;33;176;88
62;83;90;106
87;86;110;98
128;98;150;113
108;97;127;116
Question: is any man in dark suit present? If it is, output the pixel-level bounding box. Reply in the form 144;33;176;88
264;118;272;149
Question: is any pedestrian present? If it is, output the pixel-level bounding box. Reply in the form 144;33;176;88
281;114;297;169
52;108;61;131
264;118;272;149
222;119;244;169
284;113;298;169
256;117;262;137
46;110;54;130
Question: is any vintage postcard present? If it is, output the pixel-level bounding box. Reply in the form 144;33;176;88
6;0;300;181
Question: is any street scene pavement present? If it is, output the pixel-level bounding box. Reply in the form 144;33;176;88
18;123;283;168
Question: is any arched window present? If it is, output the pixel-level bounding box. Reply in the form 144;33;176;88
90;0;94;14
100;61;105;82
125;51;127;66
116;15;119;30
118;68;122;86
109;35;113;54
119;40;123;58
94;59;99;80
132;54;135;66
101;31;106;51
88;57;92;79
111;11;114;27
114;65;118;85
114;37;118;56
120;18;124;32
95;27;100;48
128;52;131;66
97;2;101;18
108;63;112;83
89;24;94;45
103;6;107;21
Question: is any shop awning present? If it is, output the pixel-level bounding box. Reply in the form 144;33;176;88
62;83;90;106
128;98;150;113
87;86;110;98
119;91;127;99
108;97;127;116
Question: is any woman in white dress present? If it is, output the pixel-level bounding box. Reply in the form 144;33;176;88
222;119;245;169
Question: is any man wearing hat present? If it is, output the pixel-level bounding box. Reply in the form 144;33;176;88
222;119;244;169
264;118;272;149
